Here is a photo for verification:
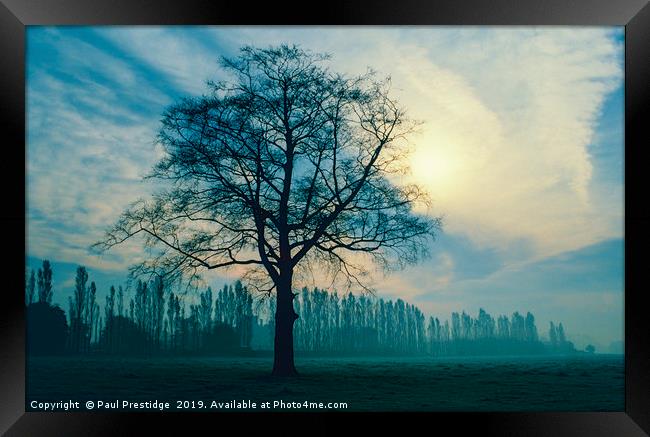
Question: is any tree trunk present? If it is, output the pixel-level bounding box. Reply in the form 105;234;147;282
272;273;299;376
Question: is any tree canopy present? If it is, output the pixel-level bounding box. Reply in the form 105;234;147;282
95;45;440;294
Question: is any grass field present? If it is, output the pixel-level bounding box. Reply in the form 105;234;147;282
26;354;624;412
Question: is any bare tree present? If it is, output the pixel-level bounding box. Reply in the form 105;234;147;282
95;45;440;376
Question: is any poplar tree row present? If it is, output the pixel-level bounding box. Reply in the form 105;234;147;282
251;287;575;356
98;276;255;355
26;260;577;357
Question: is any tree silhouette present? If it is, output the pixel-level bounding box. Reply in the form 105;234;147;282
26;260;67;355
104;285;116;353
69;266;89;353
36;259;53;304
94;45;440;376
26;269;36;306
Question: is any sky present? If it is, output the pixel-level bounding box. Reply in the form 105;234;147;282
26;26;624;353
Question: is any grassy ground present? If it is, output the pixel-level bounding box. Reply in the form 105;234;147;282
26;354;624;411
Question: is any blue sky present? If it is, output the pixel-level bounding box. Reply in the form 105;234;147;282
26;26;624;352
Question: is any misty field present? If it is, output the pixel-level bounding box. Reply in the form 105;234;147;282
26;355;623;411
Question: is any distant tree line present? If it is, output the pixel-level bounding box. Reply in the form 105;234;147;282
25;260;577;357
256;287;576;356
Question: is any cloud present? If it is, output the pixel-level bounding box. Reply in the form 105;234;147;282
97;27;227;95
379;251;455;300
26;63;164;270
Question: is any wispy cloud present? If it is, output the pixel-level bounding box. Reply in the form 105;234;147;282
97;27;227;95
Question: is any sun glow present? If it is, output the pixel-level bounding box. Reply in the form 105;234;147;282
408;135;463;203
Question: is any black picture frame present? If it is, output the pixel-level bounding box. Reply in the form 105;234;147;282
1;0;648;435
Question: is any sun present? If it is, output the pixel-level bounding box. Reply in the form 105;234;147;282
408;138;460;199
